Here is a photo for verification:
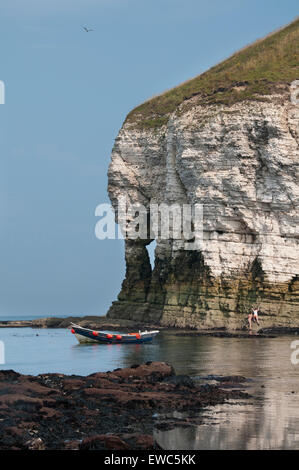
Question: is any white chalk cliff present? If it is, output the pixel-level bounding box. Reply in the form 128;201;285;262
107;20;299;328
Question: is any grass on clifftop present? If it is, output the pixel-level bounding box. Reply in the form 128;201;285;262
126;18;299;129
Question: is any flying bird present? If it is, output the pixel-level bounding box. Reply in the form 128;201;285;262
82;26;94;32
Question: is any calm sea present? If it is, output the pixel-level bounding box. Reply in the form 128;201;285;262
0;322;298;450
0;314;83;322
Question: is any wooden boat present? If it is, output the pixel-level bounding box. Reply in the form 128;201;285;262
70;323;159;344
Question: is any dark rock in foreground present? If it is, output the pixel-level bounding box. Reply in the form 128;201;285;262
0;361;250;450
258;327;299;335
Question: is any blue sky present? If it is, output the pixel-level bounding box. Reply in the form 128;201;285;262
0;0;298;318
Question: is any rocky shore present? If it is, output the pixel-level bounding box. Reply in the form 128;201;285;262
0;316;154;330
1;315;299;338
0;361;250;450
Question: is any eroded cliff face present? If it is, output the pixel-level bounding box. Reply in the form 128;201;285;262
107;91;299;328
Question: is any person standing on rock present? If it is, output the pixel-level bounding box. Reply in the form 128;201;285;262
253;307;260;325
248;307;260;329
248;311;253;330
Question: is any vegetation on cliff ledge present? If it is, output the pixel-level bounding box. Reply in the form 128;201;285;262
125;18;299;129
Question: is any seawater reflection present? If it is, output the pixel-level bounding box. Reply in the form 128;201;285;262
152;334;299;450
0;328;298;449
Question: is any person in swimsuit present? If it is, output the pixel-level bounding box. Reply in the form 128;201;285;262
252;307;260;325
248;306;260;329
